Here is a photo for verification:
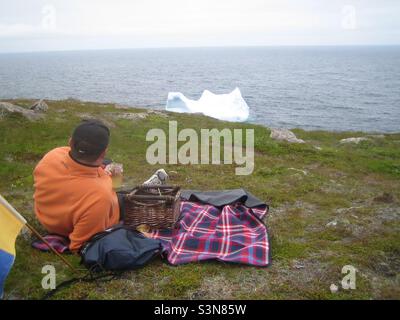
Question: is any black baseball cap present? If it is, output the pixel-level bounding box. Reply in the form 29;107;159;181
71;120;110;158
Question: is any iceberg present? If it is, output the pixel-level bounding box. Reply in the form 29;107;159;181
165;88;249;122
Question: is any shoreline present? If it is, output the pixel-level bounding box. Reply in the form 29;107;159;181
1;98;399;135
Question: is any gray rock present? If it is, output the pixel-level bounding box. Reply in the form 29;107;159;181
109;112;149;121
270;128;305;143
292;260;305;269
335;206;363;214
0;102;43;121
326;220;337;227
330;284;339;293
288;168;308;175
146;109;169;118
3;154;13;162
30;99;48;112
340;137;369;144
111;108;168;118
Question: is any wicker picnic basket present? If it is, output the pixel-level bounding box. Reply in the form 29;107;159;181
122;185;181;230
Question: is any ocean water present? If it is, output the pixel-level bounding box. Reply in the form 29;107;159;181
0;46;399;132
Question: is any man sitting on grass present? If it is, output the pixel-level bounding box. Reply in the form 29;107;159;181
33;120;121;252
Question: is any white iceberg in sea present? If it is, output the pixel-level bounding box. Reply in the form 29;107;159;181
165;87;249;122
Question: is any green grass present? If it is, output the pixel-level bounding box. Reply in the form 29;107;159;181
1;99;399;300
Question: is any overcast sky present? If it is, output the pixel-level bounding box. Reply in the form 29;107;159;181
0;0;399;52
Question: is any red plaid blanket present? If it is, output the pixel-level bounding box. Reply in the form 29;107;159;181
150;201;270;266
31;235;70;253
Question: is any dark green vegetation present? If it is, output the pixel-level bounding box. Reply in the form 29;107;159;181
1;99;399;299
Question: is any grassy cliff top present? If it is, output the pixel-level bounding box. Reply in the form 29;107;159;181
1;99;399;299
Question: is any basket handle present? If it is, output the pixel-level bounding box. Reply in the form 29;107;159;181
138;185;180;190
120;185;180;195
127;194;175;202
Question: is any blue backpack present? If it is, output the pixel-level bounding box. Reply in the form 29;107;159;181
80;226;162;272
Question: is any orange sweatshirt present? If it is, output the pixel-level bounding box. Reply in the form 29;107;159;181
33;147;120;251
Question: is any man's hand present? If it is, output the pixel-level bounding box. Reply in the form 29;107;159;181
104;164;113;176
104;163;123;177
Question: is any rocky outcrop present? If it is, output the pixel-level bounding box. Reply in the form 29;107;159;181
270;128;305;143
147;109;169;118
30;99;49;112
108;110;168;121
340;137;370;144
367;134;385;139
111;112;149;121
0;102;44;121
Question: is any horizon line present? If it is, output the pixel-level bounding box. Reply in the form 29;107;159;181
1;44;400;55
